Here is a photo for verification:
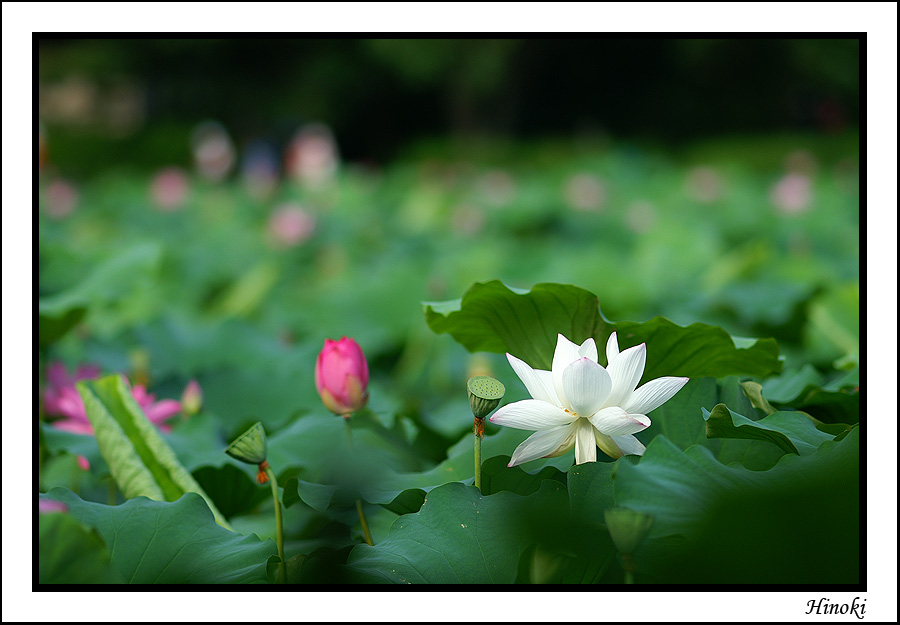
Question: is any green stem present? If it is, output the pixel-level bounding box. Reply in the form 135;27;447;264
265;466;286;584
343;414;354;451
474;431;482;492
344;415;374;546
356;499;374;546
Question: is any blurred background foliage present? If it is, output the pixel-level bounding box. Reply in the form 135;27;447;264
38;37;859;520
39;38;858;174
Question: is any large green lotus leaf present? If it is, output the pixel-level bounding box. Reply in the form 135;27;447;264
77;375;230;529
635;377;719;451
192;464;270;520
703;405;835;455
635;376;786;470
38;242;162;322
199;368;317;434
567;461;616;524
40;422;107;475
424;281;781;380
617;429;861;584
344;481;569;583
612;318;782;382
38;305;86;348
479;455;566;498
274;416;568;514
762;364;827;403
163;412;240;472
130;316;299;376
207;260;280;318
363;425;572;509
743;377;857;437
282;477;339;512
39;508;123;584
803;281;859;367
760;364;859;423
40;489;277;584
266;413;425;482
613;427;859;540
424;281;608;370
515;536;617;584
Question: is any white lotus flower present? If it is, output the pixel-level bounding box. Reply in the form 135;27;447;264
489;333;689;466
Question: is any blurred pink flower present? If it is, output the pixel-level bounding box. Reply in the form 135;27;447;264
563;173;607;211
451;203;486;235
39;499;68;514
77;455;91;471
42;362;184;434
267;203;316;247
43;362;101;422
476;170;516;208
285;123;339;188
191;121;235;182
315;337;369;415
625;200;657;233
770;173;813;214
150;167;190;211
44;179;79;219
130;384;183;432
684;166;724;203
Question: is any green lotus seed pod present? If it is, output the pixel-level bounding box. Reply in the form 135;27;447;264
467;376;505;419
604;507;654;555
225;421;268;465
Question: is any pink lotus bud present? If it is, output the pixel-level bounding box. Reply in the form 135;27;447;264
315;337;369;415
77;455;91;471
181;379;203;416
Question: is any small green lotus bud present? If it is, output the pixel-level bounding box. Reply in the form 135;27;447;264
467;376;505;419
225;421;268;465
604;507;654;555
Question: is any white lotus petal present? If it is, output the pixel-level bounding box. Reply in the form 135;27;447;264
508;423;578;467
589;406;651;436
604;343;647;407
574;420;598;464
623;376;690;415
489;399;576;431
561;357;611;417
551;334;582;408
506;353;560;405
577;337;599;363
545;427;577;458
605;332;619;366
594;430;623;459
612;434;646;456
